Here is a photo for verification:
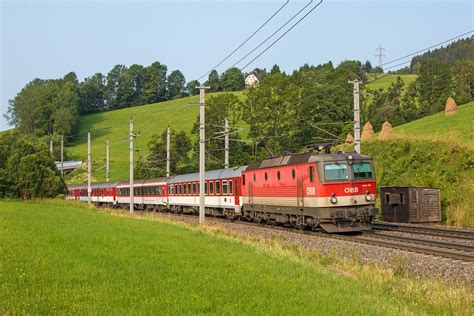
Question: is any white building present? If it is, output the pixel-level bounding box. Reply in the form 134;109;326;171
245;72;262;88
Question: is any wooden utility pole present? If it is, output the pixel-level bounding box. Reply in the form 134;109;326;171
348;79;361;154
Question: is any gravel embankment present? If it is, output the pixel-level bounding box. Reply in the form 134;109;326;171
125;211;474;282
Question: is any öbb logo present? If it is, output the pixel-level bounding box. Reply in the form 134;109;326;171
344;187;359;194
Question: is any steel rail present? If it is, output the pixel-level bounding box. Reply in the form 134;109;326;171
372;222;474;240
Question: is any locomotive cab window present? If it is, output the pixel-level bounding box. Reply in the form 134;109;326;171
352;163;373;179
324;163;349;181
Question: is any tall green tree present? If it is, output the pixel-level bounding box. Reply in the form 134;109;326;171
452;59;474;104
418;59;451;115
0;131;65;199
208;70;221;92
167;70;186;99
78;73;106;114
220;67;244;91
191;93;251;169
186;80;200;96
143;62;168;103
135;128;192;178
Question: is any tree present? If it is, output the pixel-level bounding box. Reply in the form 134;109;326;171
186;80;200;96
0;131;65;199
191;93;250;169
78;73;106;114
5;75;80;137
270;64;281;75
135;128;192;178
167;70;186;99
208;70;221;92
143;62;168;103
452;59;474;104
220;67;244;91
363;60;372;72
418;59;451;115
105;64;126;109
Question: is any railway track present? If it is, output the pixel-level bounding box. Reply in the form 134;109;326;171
372;222;474;240
150;212;474;263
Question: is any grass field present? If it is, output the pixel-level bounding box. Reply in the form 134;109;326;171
365;74;417;91
394;101;474;149
67;91;245;182
1;200;471;314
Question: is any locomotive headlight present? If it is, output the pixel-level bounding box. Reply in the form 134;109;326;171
347;154;353;160
330;196;338;204
365;194;372;202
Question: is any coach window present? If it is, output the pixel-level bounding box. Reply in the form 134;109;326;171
309;166;315;182
210;181;214;195
216;181;221;194
292;169;296;179
229;180;233;195
205;182;208;195
188;183;191;195
222;180;228;194
264;172;268;181
277;171;281;180
184;183;188;195
193;183;196;195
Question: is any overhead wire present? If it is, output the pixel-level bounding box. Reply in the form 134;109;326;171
239;0;323;71
196;0;290;81
228;0;315;70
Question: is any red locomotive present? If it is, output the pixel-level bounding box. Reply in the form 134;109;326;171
67;150;378;233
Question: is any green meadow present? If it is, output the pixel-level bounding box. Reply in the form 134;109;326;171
394;101;474;149
365;74;417;91
67;92;245;181
2;200;471;314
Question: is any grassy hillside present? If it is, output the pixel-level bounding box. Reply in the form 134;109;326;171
394;101;474;149
363;138;473;226
1;200;471;314
365;74;417;91
67;91;245;182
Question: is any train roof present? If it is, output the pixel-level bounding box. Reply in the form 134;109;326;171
67;180;122;190
167;166;247;184
116;177;168;188
245;151;372;171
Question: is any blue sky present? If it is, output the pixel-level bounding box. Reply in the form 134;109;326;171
1;0;473;131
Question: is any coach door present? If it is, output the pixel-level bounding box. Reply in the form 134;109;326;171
297;177;304;209
249;181;254;206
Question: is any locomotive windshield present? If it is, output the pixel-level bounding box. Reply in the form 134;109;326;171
324;163;349;181
352;162;373;179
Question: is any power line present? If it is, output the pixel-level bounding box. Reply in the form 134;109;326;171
381;30;473;68
196;0;290;81
229;0;315;70
239;0;324;71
